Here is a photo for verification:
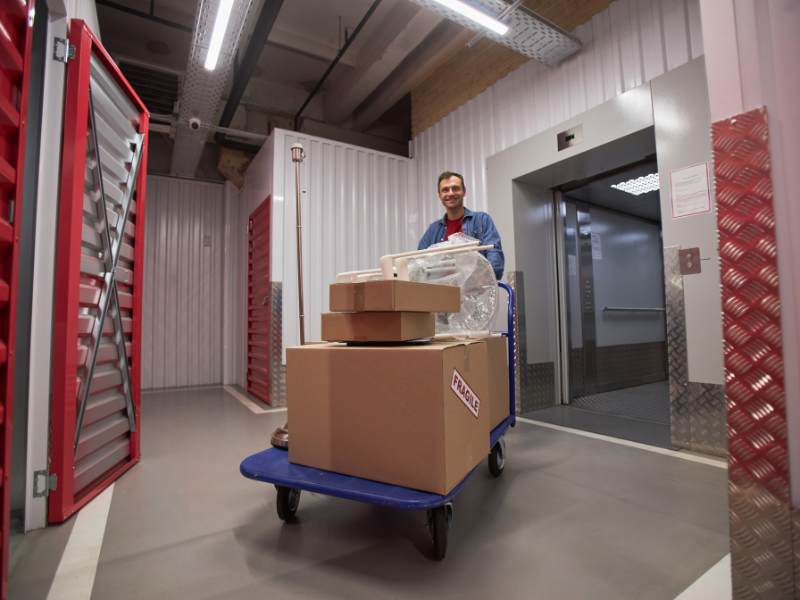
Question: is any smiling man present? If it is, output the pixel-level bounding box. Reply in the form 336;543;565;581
418;171;505;280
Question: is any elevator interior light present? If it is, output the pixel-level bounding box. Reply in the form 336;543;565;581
611;173;660;196
432;0;509;35
205;0;234;71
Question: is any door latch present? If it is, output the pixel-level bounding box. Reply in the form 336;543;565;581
53;38;75;63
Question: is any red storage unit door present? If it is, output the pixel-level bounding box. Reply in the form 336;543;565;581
0;0;34;597
248;197;271;403
50;20;149;522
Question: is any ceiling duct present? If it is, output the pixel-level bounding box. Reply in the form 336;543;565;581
170;0;253;177
406;0;582;66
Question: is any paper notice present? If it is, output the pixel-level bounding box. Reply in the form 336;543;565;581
568;255;577;276
591;233;602;260
670;163;711;218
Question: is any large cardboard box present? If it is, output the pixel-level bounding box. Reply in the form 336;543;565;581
485;335;511;430
330;280;461;313
287;341;491;495
321;311;434;342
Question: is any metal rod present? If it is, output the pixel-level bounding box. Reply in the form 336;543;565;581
291;144;306;345
95;0;193;32
603;307;666;312
293;0;382;131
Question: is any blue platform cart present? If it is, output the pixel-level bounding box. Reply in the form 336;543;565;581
240;282;517;560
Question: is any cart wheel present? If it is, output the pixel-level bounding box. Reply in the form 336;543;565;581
489;437;506;478
427;504;452;560
276;486;301;521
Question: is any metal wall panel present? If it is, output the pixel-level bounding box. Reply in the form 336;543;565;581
141;176;225;389
222;180;248;388
409;0;704;215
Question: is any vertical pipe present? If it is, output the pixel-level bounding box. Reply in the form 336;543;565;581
291;143;306;345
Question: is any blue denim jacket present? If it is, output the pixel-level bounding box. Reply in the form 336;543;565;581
418;208;505;280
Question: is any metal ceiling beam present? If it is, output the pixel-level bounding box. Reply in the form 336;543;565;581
293;0;383;132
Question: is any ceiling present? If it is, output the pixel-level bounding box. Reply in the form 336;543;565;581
565;163;663;222
96;0;469;156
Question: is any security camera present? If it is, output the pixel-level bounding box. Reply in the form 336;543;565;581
189;117;201;131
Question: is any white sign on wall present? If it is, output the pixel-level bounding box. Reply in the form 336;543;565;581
591;233;602;260
670;162;711;218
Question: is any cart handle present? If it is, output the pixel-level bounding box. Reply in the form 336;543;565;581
497;282;516;427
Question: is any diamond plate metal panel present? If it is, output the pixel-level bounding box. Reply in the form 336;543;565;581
665;246;691;450
171;0;253;176
506;271;555;412
712;107;792;599
269;282;286;407
406;0;582;66
688;382;727;457
596;342;668;386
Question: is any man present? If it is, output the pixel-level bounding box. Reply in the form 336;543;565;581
418;171;505;280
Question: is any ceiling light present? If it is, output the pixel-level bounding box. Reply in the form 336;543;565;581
204;0;235;71
611;173;660;196
432;0;509;35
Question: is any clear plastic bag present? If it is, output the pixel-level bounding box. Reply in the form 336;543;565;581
408;233;498;338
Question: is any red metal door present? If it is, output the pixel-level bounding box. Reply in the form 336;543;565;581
248;197;271;403
0;0;34;596
50;20;149;522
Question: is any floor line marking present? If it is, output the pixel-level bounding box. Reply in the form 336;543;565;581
516;417;727;469
223;386;287;414
46;483;114;600
142;384;222;395
673;554;731;599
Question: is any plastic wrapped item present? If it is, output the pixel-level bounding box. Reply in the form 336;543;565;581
408;233;499;338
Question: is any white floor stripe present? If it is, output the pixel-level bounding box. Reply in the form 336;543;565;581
516;417;727;469
674;554;732;599
223;386;287;414
47;483;115;600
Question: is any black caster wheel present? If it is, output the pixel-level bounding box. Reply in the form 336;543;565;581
276;486;300;521
427;503;452;560
488;437;506;478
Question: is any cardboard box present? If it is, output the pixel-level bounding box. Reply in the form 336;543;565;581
330;280;461;313
321;311;435;342
287;341;491;495
485;335;511;430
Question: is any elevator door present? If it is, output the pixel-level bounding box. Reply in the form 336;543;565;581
563;199;668;402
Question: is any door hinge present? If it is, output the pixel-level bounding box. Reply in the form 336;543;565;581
53;38;75;63
33;470;57;498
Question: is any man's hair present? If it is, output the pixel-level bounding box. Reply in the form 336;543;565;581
438;171;466;192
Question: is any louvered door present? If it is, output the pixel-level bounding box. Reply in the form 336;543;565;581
247;197;271;403
0;0;34;596
50;20;149;522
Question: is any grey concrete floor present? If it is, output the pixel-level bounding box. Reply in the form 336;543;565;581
11;386;729;600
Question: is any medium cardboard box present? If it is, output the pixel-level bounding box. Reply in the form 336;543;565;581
321;311;435;342
329;280;461;313
485;335;511;430
287;341;491;495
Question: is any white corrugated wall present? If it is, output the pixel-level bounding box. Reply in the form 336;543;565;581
223;180;249;388
409;0;705;216
142;176;227;389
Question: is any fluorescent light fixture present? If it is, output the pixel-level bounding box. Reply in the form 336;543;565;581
433;0;509;35
204;0;235;71
611;173;660;196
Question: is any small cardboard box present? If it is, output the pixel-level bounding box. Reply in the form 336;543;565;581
330;280;461;313
321;311;435;342
287;340;491;495
484;335;511;430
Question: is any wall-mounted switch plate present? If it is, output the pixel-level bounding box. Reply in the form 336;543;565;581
679;247;701;275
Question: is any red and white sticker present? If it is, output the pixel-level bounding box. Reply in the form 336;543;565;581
451;368;480;418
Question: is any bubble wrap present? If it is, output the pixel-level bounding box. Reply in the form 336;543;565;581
408;233;498;337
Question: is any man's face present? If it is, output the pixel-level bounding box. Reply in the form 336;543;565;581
439;176;466;211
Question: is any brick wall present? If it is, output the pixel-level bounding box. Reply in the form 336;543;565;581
411;0;616;137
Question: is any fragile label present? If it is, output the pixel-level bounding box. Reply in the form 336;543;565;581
451;368;480;418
